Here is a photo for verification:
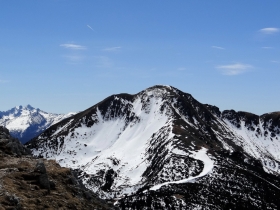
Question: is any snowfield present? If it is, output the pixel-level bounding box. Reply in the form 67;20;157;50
27;85;280;204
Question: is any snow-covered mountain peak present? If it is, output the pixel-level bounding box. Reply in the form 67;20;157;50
15;105;22;110
14;104;35;111
140;85;181;98
24;104;38;111
0;105;75;143
26;85;280;207
2;105;40;118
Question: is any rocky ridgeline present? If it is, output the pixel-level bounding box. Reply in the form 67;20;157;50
25;85;280;209
0;126;117;210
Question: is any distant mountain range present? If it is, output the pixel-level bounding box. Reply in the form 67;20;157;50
26;85;280;209
0;105;75;143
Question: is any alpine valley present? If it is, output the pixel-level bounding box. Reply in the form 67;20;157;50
0;105;75;144
25;85;280;209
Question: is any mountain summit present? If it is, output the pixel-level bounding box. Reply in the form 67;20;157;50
27;85;280;209
0;105;75;143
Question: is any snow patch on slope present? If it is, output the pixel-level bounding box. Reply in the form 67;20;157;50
150;148;214;191
33;95;173;196
222;118;280;173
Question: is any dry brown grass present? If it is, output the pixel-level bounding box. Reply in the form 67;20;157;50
0;155;115;210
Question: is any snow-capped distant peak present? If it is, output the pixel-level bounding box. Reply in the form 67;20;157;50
0;105;76;143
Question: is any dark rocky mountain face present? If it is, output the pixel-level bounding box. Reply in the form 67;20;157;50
26;85;280;209
0;105;75;144
0;126;116;209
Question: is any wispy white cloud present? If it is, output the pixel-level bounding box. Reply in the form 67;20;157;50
87;25;94;31
216;63;253;76
262;47;273;49
271;60;280;63
259;28;279;34
212;46;225;50
60;44;87;50
102;46;121;52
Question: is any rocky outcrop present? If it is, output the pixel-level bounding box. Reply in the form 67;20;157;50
34;160;51;193
0;127;117;209
0;126;31;156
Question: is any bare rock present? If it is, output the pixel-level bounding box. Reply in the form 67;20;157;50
34;160;47;174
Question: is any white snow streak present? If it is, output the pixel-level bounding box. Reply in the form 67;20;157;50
150;148;214;191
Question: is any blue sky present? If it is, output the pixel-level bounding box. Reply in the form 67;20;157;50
1;1;279;114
